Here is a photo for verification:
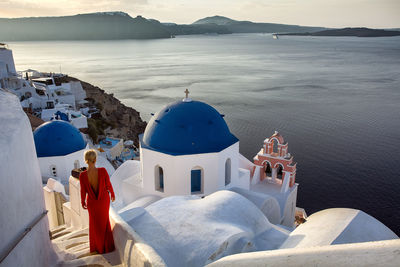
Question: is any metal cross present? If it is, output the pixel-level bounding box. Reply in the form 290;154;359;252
184;88;190;98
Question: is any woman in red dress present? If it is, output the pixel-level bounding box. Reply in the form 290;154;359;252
80;149;115;254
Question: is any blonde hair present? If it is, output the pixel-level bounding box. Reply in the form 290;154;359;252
84;149;97;164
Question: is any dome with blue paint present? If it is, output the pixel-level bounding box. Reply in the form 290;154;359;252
141;99;239;155
34;120;87;157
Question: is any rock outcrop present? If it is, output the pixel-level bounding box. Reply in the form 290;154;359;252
62;77;147;146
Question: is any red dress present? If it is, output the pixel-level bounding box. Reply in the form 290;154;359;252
80;167;115;253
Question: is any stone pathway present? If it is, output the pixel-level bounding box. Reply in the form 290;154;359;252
51;225;122;267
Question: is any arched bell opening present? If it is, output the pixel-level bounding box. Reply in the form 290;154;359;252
276;164;283;180
265;162;272;177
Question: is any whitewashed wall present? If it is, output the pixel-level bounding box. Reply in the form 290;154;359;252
56;94;76;109
0;62;7;80
139;142;240;199
64;176;89;229
0;91;57;267
281;186;298;227
207;239;400;267
69;81;87;103
70;115;88;129
0;48;16;75
38;148;86;184
110;139;124;160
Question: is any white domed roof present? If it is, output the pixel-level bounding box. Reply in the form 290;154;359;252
280;208;398;249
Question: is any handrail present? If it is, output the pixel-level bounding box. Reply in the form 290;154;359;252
0;210;48;264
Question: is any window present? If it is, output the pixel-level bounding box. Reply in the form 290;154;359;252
191;168;203;194
273;139;278;154
155;166;164;192
46;101;54;109
225;158;231;186
50;165;57;177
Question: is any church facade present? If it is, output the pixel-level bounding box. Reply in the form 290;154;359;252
117;92;298;227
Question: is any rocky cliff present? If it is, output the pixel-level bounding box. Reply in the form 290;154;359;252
61;77;147;146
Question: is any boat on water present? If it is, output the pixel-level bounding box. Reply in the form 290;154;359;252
272;34;279;39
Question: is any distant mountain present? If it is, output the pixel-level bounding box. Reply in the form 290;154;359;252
6;13;394;41
0;12;171;41
147;17;231;35
192;15;326;33
193;16;237;25
163;24;232;35
278;27;400;37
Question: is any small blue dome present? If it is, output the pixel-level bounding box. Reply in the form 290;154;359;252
34;120;87;157
141;100;238;155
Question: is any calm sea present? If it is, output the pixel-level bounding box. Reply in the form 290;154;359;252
9;34;400;234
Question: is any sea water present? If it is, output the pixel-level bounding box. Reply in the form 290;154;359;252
9;34;400;234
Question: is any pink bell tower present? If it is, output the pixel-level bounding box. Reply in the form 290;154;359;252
253;131;297;192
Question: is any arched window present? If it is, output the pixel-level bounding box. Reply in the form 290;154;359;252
265;162;272;177
272;139;279;154
74;160;80;170
277;165;283;180
50;165;57;177
225;158;231;186
155;166;164;192
191;167;203;194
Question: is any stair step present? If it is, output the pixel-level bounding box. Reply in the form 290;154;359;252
55;236;89;251
51;230;72;240
53;227;122;266
53;228;88;243
73;247;91;259
51;224;68;235
65;241;88;251
57;254;115;267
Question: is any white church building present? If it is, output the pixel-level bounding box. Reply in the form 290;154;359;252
33;120;88;184
113;93;298;227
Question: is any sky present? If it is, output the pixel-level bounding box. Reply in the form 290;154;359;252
0;0;399;28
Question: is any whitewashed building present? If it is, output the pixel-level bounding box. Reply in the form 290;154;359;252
113;93;297;227
33;120;88;185
0;43;16;89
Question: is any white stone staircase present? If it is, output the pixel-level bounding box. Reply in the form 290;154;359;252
51;225;122;267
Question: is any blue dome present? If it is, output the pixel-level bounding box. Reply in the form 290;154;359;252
34;120;87;157
141;100;238;155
